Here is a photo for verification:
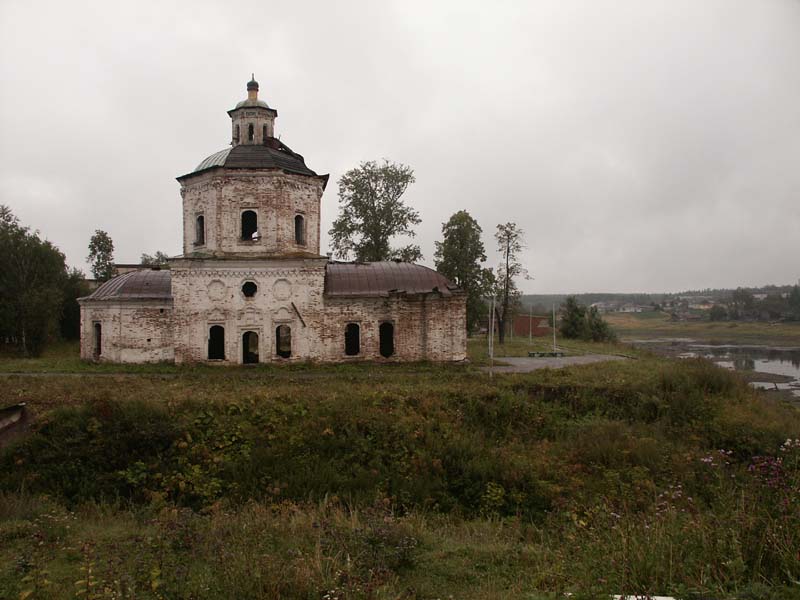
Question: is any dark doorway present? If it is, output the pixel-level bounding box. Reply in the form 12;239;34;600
344;323;360;356
243;331;259;364
93;323;102;358
276;324;291;358
208;325;225;360
379;322;394;358
241;210;258;240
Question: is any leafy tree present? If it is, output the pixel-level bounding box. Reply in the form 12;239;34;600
60;267;89;340
0;205;68;356
788;285;800;320
494;222;527;344
87;230;116;281
731;287;755;312
140;251;170;266
559;296;587;339
558;296;616;342
709;304;727;322
434;210;493;334
586;306;616;342
329;160;421;262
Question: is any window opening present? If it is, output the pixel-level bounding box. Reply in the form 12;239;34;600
276;324;292;358
248;123;254;141
344;323;360;356
93;323;102;358
208;325;225;360
241;210;258;240
242;281;257;298
195;215;205;245
379;322;394;358
294;214;306;245
243;331;259;364
262;124;268;141
234;124;240;143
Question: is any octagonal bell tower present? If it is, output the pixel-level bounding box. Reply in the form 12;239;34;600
176;77;329;258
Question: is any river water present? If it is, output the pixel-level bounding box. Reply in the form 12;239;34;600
631;340;800;397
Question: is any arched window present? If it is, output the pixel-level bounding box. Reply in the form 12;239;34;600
344;323;360;356
93;322;102;358
234;124;240;143
379;322;394;358
276;325;292;358
195;215;205;245
208;325;225;360
242;281;257;298
294;215;306;245
241;210;258;240
248;123;254;142
262;124;268;142
243;331;259;364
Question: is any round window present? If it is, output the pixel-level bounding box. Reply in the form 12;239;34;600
242;281;257;298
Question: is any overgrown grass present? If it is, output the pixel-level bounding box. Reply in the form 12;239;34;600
466;335;645;365
2;352;800;597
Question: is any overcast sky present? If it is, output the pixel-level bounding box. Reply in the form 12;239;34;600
1;0;798;294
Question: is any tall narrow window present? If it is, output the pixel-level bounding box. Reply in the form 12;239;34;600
262;124;268;142
248;123;254;142
379;322;394;358
276;325;292;358
93;323;102;358
195;215;205;245
294;215;305;245
208;325;225;360
344;323;360;356
243;331;259;364
241;210;258;240
234;124;240;143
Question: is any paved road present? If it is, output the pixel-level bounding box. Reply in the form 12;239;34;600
482;354;628;373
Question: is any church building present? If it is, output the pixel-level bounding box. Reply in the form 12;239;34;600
78;78;466;364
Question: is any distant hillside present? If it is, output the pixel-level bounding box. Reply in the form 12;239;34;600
522;281;799;310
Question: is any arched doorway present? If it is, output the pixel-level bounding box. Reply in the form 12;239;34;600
379;322;394;358
344;323;360;356
242;331;259;364
208;325;225;360
275;324;291;358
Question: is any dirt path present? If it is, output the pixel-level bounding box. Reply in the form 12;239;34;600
482;354;628;373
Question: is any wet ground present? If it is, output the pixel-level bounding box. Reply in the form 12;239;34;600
631;338;800;397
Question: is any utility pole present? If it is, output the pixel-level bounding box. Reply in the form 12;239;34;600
488;297;495;376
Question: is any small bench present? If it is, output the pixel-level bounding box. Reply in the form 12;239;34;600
528;351;565;358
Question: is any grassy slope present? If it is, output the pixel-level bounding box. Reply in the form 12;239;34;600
606;312;800;345
2;345;800;598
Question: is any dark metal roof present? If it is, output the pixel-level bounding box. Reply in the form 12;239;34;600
178;139;319;180
82;269;172;301
233;98;273;110
325;262;458;298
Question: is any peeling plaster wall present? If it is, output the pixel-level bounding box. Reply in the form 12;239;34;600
169;258;466;364
79;300;174;363
180;170;323;257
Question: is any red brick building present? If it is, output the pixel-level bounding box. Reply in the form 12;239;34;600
512;314;552;337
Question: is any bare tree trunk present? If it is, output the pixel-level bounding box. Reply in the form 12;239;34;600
499;237;511;345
